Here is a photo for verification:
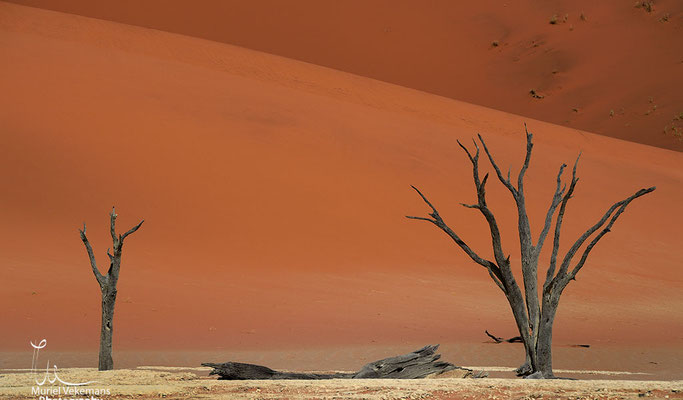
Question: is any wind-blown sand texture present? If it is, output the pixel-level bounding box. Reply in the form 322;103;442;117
5;0;683;150
1;0;682;386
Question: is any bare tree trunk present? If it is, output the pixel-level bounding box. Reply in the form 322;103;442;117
503;290;535;375
79;208;143;371
98;287;116;371
535;291;560;378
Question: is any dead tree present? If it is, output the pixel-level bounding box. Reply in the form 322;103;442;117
407;126;655;379
203;345;462;380
79;208;143;371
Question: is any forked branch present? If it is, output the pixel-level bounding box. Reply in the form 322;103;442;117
79;209;144;283
121;220;144;241
477;132;534;264
456;140;509;272
517;124;534;195
108;206;144;252
79;223;106;287
406;186;505;291
554;186;655;284
477;134;518;197
566;186;655;281
534;163;567;258
109;207;118;244
544;155;580;289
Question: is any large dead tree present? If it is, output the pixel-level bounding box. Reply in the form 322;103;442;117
407;126;655;379
79;208;143;371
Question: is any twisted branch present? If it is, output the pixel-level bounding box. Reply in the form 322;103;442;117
79;223;106;288
555;187;655;285
544;155;580;290
407;186;505;292
564;186;656;283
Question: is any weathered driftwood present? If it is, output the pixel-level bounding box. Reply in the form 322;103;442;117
202;345;461;380
200;361;353;380
352;344;457;379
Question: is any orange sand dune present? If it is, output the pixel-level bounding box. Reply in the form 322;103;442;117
4;0;683;151
0;3;682;371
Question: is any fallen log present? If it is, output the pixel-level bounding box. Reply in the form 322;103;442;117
199;361;354;380
352;344;459;379
202;344;463;380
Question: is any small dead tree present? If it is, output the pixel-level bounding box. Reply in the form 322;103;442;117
79;208;143;371
407;126;655;378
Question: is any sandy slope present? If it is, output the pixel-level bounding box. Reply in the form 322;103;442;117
4;0;683;151
0;2;682;375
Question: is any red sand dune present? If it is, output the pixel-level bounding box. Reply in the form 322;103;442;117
1;3;682;373
4;0;683;151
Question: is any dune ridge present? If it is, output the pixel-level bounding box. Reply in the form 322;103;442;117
4;0;683;151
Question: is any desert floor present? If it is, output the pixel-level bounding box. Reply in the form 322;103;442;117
1;366;682;400
1;4;682;399
3;342;683;380
2;342;682;399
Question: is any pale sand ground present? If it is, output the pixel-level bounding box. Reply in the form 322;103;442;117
1;367;682;400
